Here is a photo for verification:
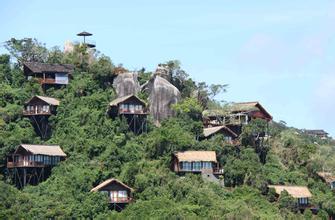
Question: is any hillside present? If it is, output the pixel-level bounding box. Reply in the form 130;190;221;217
0;38;335;219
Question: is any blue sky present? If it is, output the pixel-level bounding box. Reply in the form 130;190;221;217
1;0;335;137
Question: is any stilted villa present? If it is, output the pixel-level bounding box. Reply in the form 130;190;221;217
91;178;133;211
172;151;223;175
7;144;66;188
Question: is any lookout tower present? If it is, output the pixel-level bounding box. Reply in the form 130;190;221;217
77;31;96;48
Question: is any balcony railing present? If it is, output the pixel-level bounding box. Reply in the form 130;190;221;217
119;109;147;115
213;168;224;175
38;78;56;84
7;160;45;168
109;197;132;204
23;110;51;116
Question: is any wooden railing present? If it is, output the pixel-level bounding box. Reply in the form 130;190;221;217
119;109;146;115
109;197;132;203
23;110;51;116
7;160;45;168
213;168;224;175
38;78;56;84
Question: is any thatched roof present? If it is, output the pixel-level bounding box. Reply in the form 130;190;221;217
268;185;312;198
203;126;238;138
91;178;133;192
202;101;272;120
317;172;335;183
230;102;272;119
174;151;217;162
109;94;146;107
26;96;60;106
23;62;74;74
15;144;66;157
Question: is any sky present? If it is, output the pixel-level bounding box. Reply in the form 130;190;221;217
1;0;335;137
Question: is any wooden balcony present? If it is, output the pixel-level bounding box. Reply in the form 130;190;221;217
7;160;46;168
23;110;52;116
38;78;56;84
213;168;224;175
109;197;133;204
118;109;148;115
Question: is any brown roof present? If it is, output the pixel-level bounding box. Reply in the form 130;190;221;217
231;101;273;120
174;151;217;162
16;144;66;157
23;62;74;74
268;185;312;198
26;96;60;106
203;126;238;138
304;130;328;135
109;95;146;107
317;172;335;183
91;178;134;192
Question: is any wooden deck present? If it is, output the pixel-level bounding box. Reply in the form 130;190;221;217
109;197;133;204
7;161;46;168
22;110;52;116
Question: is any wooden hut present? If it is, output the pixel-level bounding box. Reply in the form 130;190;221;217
203;101;272;136
317;172;335;190
108;95;148;134
202;125;238;144
23;62;73;87
91;178;133;211
7;144;66;188
303;130;329;139
172;151;223;175
23;96;60;139
268;185;312;207
23;96;60;116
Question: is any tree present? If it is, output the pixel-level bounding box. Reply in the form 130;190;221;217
4;38;48;65
278;190;298;213
241;119;269;164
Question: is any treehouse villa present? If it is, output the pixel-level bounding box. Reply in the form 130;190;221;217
91;178;133;211
268;185;313;209
7;144;66;188
172;151;223;175
23;62;73;86
23;95;60;116
108;94;148;134
317;172;335;190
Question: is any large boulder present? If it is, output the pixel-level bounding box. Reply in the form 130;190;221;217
147;75;181;125
113;72;140;97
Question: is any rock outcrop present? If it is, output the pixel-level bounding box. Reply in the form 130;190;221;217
146;75;181;125
113;72;140;98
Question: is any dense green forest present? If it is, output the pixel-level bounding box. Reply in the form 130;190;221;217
0;38;335;219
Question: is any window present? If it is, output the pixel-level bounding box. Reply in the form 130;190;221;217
118;190;127;198
202;162;212;169
298;198;308;205
192;162;201;171
135;105;143;111
181;162;191;171
224;136;232;142
129;104;135;113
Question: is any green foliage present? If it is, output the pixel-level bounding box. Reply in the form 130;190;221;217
4;38;48;65
0;38;334;219
278;190;298;213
